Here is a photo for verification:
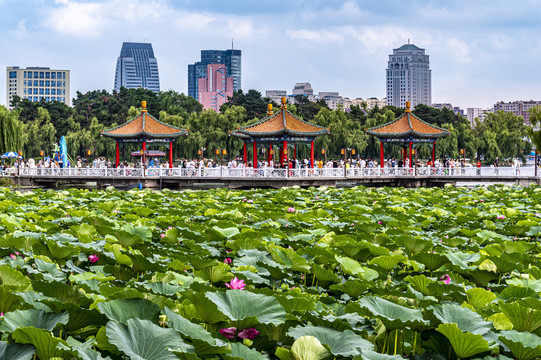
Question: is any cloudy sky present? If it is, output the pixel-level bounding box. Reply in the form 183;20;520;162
1;0;540;109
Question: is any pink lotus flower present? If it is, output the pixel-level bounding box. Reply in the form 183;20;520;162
315;196;320;200
287;207;296;213
15;252;19;256
219;327;260;340
226;250;232;253
88;254;100;263
220;327;237;339
224;258;232;265
113;210;119;213
225;277;246;290
9;253;16;259
160;233;165;238
378;221;382;224
238;328;260;339
440;274;451;285
0;312;3;317
497;215;506;220
247;199;253;204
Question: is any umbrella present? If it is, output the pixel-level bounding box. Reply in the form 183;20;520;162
1;151;20;159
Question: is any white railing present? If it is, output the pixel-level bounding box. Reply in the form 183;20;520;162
6;166;538;178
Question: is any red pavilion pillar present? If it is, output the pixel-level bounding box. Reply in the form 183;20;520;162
283;140;288;167
409;141;413;168
432;141;436;166
268;142;273;164
169;141;173;169
115;142;120;167
310;141;314;168
253;141;258;168
142;141;147;166
380;141;384;168
243;142;247;164
294;144;297;160
403;145;407;166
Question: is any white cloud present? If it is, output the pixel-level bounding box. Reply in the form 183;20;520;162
174;12;216;32
42;0;105;38
9;20;28;39
444;37;471;64
286;29;344;43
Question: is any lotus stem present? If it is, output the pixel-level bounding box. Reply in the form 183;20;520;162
412;331;417;355
311;273;316;287
382;332;387;354
394;329;398;355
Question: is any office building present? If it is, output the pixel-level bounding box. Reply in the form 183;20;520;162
114;42;160;93
292;82;314;96
265;90;287;104
188;49;241;100
466;108;491;124
6;66;70;109
198;64;234;112
493;100;541;124
386;43;431;108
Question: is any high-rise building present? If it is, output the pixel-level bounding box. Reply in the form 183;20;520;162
386;43;431;108
198;64;234;112
6;66;70;109
188;49;241;100
114;42;160;93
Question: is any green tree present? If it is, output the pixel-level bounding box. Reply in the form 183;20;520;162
220;89;272;120
527;106;541;160
0;106;24;154
22;107;57;158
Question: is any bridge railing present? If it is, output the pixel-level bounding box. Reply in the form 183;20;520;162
7;166;537;178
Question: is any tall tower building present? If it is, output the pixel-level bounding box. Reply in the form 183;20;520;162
386;43;431;108
114;42;160;93
198;64;234;112
188;49;241;100
6;66;70;109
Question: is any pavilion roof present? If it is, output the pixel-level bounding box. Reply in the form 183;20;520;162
365;104;450;139
101;103;188;139
231;101;329;139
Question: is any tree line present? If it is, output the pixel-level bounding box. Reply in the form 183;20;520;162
0;88;533;165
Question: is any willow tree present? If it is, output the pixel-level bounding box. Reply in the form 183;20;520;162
0;106;24;155
527;106;541;171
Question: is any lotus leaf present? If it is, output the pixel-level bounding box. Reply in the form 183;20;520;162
436;323;492;359
355;296;428;331
290;336;332;360
106;318;194;360
206;290;286;327
288;325;374;357
0;341;35;360
499;330;541;360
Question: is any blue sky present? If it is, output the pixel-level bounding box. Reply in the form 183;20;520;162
1;0;540;109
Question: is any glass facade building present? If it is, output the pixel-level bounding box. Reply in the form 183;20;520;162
114;42;160;93
188;49;241;100
386;43;431;108
5;66;70;109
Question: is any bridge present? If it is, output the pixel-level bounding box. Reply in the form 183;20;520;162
7;166;539;190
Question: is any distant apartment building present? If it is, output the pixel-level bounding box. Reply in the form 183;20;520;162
493;100;541;124
292;82;314;96
6;66;70;109
114;42;160;93
198;64;234;112
386;43;431;108
188;49;241;101
265;90;287;104
466;108;491;124
364;97;387;110
432;103;465;116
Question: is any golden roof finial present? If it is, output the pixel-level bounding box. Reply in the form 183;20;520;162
405;101;411;113
141;100;148;113
281;97;287;110
267;104;274;116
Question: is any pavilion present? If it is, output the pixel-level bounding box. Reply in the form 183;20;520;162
101;101;188;168
230;97;329;168
365;101;450;167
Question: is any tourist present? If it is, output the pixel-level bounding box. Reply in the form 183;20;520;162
513;157;520;175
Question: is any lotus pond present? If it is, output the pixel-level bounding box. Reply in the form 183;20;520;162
1;185;541;360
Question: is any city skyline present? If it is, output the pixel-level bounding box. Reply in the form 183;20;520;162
0;0;540;110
